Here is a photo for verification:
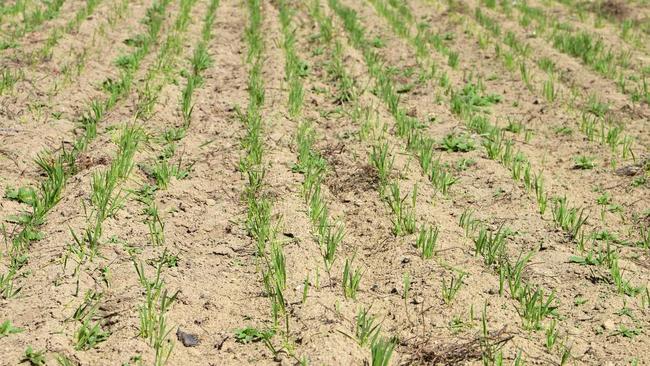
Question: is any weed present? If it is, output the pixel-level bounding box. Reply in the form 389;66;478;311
74;317;109;350
0;319;23;338
573;155;596;169
441;133;476;152
22;347;46;366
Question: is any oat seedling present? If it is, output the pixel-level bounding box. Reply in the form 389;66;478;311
22;346;46;366
0;69;21;95
479;303;505;363
302;275;310;304
322;221;344;272
474;225;508;266
355;307;381;346
502;251;533;298
146;202;165;246
342;258;362;300
573;155;596;169
483;131;505;160
0;319;23;338
545;319;559;350
559;344;572;365
610;259;642;296
460;209;480;237
149;159;192;189
505;119;523;133
519;62;532;90
538;57;555;73
402;272;411;304
554;126;573;136
543;76;557;102
613;325;641;338
441;271;466;305
415;224;439;259
586;95;609;117
74;317;109;350
133;260;178;365
386;183;417;236
448;51;459;69
551;197;588;238
517;285;558;330
639;224;650;249
271;243;286;290
371;336;396;366
534;174;548;215
370;142;394;189
56;354;76;366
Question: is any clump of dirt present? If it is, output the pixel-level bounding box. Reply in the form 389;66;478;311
325;163;379;199
593;0;630;20
402;327;513;365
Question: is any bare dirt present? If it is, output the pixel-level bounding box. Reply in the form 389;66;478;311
0;0;648;365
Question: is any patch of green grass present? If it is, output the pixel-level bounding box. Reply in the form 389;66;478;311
441;133;476;152
573;155;596;169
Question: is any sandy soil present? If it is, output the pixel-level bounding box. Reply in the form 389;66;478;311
0;0;648;365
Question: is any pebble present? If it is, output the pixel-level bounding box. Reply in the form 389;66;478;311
176;328;200;347
602;319;616;331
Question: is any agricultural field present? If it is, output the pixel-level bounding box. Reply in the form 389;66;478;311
0;0;649;364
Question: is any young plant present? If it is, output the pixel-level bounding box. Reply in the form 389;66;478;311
371;336;396;366
342;258;362;300
385;183;417;236
415;224;439;259
0;320;23;338
573;155;596;169
441;271;466;305
355;307;381;347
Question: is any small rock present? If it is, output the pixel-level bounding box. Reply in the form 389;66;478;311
602;319;616;331
177;328;200;347
212;245;234;257
206;198;216;206
567;326;582;336
401;257;410;264
412;296;424;305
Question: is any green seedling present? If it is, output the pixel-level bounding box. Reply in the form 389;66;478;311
545;319;559;350
552;196;588;238
342;258;362;300
415;224;439;259
355;307;381;346
474;225;508;266
441;133;476;152
22;346;46;366
385;183;417;236
371;336;396;366
0;319;23;338
517;285;558;330
442;272;466;304
370;143;394;189
573;155;596;169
